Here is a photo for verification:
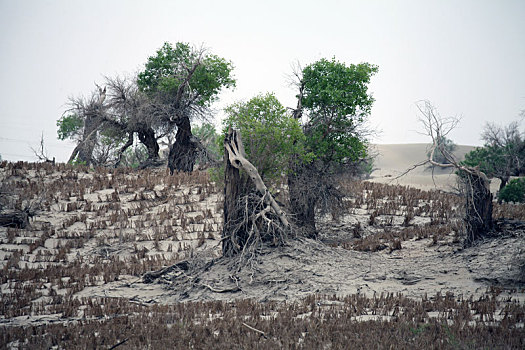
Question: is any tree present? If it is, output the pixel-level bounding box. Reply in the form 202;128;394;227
191;123;220;166
57;114;83;141
62;84;108;166
498;178;525;203
59;42;234;170
222;129;291;258
462;121;525;192
220;94;305;256
289;58;378;238
222;93;306;184
137;42;235;173
60;77;159;167
414;100;493;245
427;136;457;165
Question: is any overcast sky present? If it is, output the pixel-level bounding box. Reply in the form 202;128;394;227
1;0;524;163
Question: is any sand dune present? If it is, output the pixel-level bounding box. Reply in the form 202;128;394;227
367;143;498;192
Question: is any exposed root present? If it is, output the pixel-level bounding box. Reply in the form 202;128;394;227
222;192;293;269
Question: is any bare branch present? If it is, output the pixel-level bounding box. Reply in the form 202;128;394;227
406;100;493;244
31;133;54;163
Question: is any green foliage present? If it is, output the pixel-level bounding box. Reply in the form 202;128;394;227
462;145;505;178
462;121;525;186
427;136;457;164
301;58;378;164
358;157;375;179
137;42;235;107
192;123;220;158
498;178;525;203
137;42;192;93
57;114;83;140
69;157;87;167
222;93;308;182
120;144;148;168
208;165;225;186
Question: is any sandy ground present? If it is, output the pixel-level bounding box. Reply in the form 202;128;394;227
135;144;523;304
138;219;524;305
367;144;505;192
1;145;524;329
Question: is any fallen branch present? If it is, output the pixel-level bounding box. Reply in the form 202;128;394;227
142;261;189;283
201;283;241;294
108;338;128;350
242;322;267;338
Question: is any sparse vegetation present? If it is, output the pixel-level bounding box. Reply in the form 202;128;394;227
58;42;235;170
462;120;525;192
2;154;524;349
1;293;524;349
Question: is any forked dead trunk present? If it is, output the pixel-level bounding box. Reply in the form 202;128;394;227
222;142;251;256
222;128;290;256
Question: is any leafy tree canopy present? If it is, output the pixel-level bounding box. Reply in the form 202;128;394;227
461;121;525;190
498;178;525;203
462;145;506;178
137;42;236;108
222;93;307;182
56;114;83;141
301;58;378;164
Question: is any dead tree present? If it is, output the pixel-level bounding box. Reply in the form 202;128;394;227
31;133;55;164
222;129;290;258
481;121;525;192
67;84;107;165
414;100;493;245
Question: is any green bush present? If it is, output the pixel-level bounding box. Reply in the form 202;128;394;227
498;178;525;203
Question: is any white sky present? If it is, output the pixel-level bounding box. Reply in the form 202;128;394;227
1;0;524;162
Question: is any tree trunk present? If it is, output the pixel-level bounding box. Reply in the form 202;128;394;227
168;117;196;173
288;168;317;239
71;115;98;165
222;142;247;256
138;127;159;162
462;169;493;245
499;176;509;192
222;129;290;256
115;133;134;167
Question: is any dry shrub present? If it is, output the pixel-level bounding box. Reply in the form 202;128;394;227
1;162;525;349
1;293;523;349
494;202;525;221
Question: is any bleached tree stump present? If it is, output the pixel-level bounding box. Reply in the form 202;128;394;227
222;128;290;257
